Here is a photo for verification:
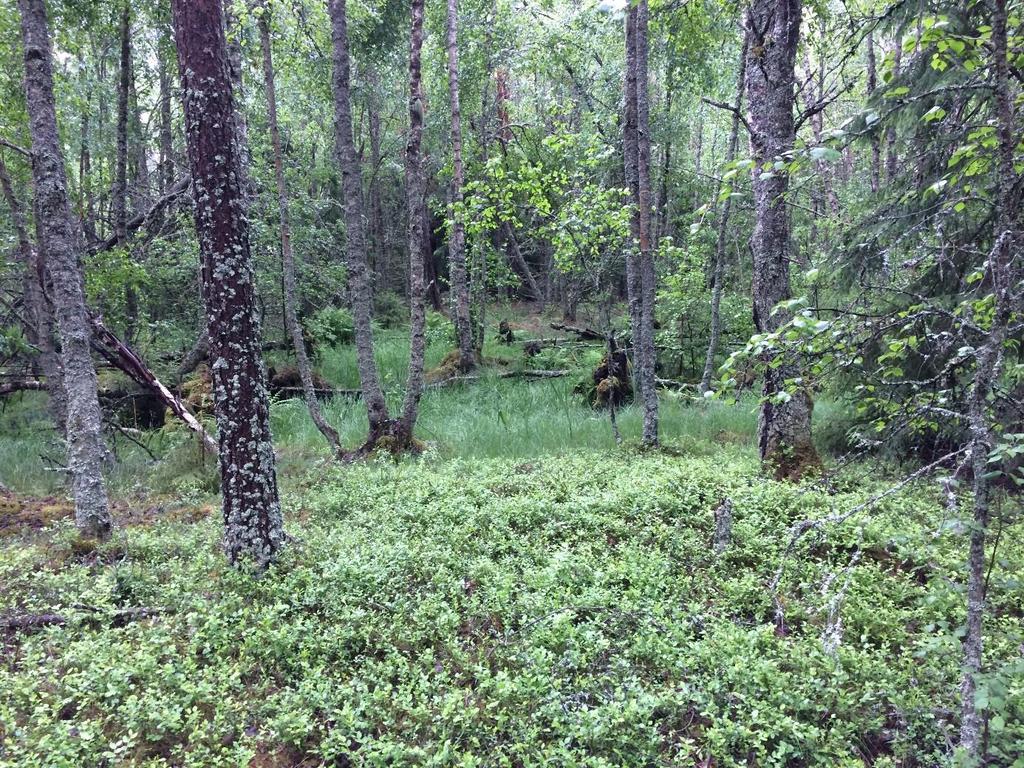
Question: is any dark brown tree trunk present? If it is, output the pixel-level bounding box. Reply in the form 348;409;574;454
18;0;111;539
699;31;748;395
445;0;475;370
258;0;343;457
745;0;818;479
171;0;283;568
399;0;428;442
115;3;138;342
328;0;390;437
959;0;1018;755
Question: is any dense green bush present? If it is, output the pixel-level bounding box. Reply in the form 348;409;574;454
2;453;1020;766
303;306;355;349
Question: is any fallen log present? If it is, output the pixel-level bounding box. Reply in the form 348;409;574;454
0;377;46;396
88;315;218;455
273;386;362;399
549;322;606;341
430;369;569;388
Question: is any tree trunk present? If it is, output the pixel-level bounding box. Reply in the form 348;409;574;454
745;0;818;479
699;31;748;395
258;0;343;457
115;3;138;342
18;0;111;539
655;61;674;242
501;221;541;302
866;31;880;193
623;4;644;408
959;0;1017;755
884;42;901;181
634;0;658;446
624;0;658;446
445;0;475;370
157;37;175;195
367;66;387;293
399;0;428;442
223;0;253;202
171;0;283;568
328;0;389;437
29;194;67;431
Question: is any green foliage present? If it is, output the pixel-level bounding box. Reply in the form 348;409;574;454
2;453;1021;765
303;306;354;349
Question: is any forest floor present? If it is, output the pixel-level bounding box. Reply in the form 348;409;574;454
1;317;1023;766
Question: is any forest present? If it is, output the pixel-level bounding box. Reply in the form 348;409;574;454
0;0;1021;764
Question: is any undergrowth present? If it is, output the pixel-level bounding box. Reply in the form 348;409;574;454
1;454;1022;766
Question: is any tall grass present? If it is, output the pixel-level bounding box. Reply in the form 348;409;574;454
1;330;767;495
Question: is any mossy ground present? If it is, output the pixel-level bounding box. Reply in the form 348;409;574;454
1;452;1022;767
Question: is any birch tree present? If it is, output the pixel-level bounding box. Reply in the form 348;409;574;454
17;0;111;539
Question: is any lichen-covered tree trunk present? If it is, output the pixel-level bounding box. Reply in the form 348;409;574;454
445;0;475;370
328;0;389;438
18;0;111;539
699;32;747;395
634;0;658;447
959;0;1018;754
171;0;283;568
258;1;342;458
745;0;819;479
399;0;428;442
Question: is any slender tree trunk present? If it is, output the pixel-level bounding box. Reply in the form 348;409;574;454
114;3;138;342
699;32;748;395
171;0;283;568
18;0;111;539
655;62;673;242
29;194;67;430
445;0;474;371
223;0;253;202
959;0;1017;755
885;42;901;181
623;3;644;401
399;0;428;441
258;0;343;457
158;40;175;195
328;0;389;438
866;32;880;193
366;66;386;292
78;95;96;244
624;0;658;446
129;56;150;214
501;221;541;302
0;151;63;425
635;0;658;446
746;0;818;479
